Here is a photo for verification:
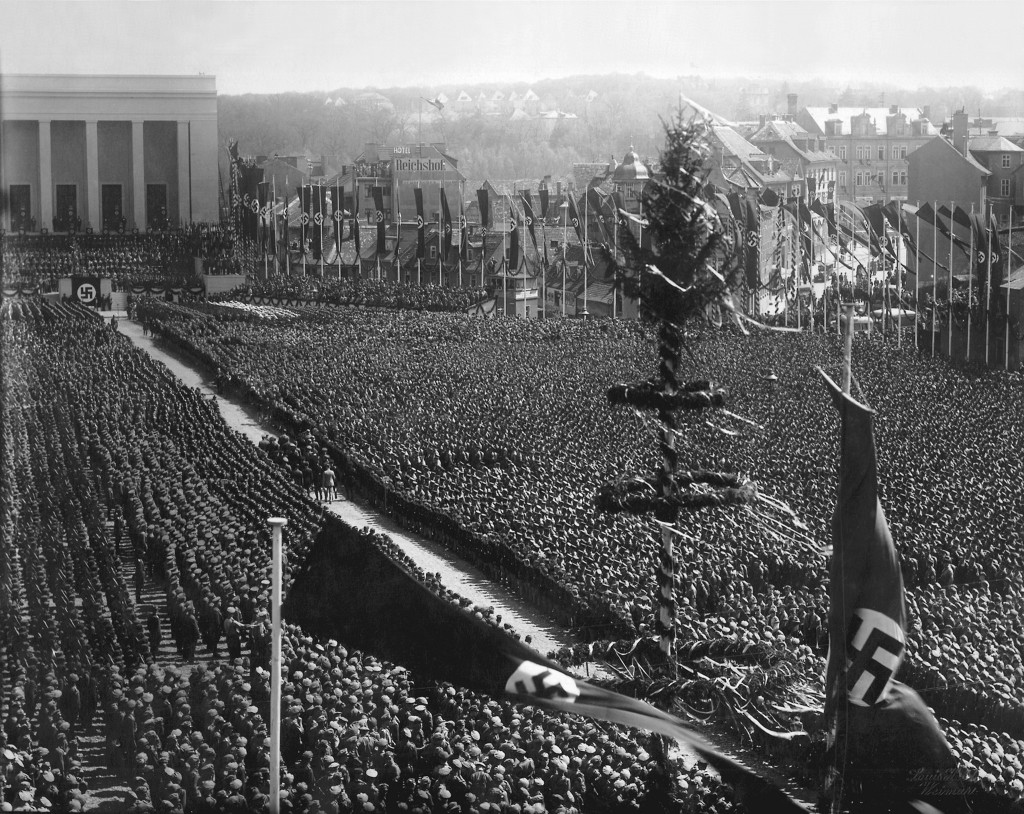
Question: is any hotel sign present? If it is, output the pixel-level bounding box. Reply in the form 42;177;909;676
395;157;448;173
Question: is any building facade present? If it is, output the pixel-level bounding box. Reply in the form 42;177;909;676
795;99;935;204
907;135;990;212
2;74;219;232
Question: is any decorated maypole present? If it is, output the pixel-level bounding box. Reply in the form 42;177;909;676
599;113;756;664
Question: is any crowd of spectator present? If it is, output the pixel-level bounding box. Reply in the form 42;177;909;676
1;298;746;813
137;299;1024;802
216;277;492;313
0;226;256;293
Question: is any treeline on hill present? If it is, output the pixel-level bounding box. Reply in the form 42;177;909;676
218;73;1023;184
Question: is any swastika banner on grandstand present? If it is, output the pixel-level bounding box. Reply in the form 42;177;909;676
71;276;101;307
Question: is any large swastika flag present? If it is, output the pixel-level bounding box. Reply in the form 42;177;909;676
72;276;101;307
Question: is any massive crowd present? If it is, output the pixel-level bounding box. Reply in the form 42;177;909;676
1;299;741;813
225;277;493;313
136;299;1024;802
0;228;250;293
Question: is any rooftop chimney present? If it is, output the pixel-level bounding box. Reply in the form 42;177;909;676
952;110;969;156
828;103;838;114
889;105;899;115
922;105;932;121
787;93;798;116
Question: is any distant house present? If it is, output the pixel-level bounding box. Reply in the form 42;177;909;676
907;130;991;212
747;117;836;202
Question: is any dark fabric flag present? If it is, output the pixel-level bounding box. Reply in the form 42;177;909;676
414;187;426;260
477;188;490;228
567;193;585;245
71;276;101;307
269;191;278;256
257;181;270;251
744;199;761;289
758;187;780;208
508;200;520;272
440;187;453;260
858;203;887;256
311;185;328;261
285;520;809;814
539;186;549;219
521;191;538;251
299;186;312;251
372;186;386;256
820;371;957;802
333;182;345;257
459;199;468;262
811;198;837;240
935;205;973;255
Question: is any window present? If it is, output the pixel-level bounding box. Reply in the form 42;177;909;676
877;145;885;161
855;172;863;186
900;145;908;159
855;146;864;160
839;146;847;161
839;171;847;188
1003;154;1012;169
892;171;900;186
1002;178;1011;197
430;246;437;259
900;171;907;186
365;184;374;196
892;146;900;160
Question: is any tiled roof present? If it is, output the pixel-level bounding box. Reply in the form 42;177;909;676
710;125;766;163
801;106;936;136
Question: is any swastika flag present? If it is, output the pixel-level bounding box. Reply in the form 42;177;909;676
820;370;956;798
285;521;808;814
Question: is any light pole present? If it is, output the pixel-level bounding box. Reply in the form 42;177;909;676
267;516;287;814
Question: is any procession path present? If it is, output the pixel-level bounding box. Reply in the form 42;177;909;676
103;311;816;809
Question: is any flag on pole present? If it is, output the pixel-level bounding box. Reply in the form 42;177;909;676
414;187;426;260
744;198;761;289
508;197;520;272
820;370;957;802
477;187;490;228
372;186;386;255
458;198;468;262
539;185;550;219
440;187;453;259
567;193;585;245
284;523;810;814
311;185;327;261
521;191;538;252
298;186;311;252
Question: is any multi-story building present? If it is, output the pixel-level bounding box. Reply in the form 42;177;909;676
960;130;1024;223
745;116;837;202
794;96;936;205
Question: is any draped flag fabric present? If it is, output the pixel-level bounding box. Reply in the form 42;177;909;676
353;183;361;258
521;191;538;252
440;187;453;260
567;193;585;245
299;186;311;250
858;203;887;257
269;190;278;257
758;187;780;208
311;185;328;261
372;187;386;255
285;520;810;814
508;199;520;273
477;188;490;228
539;186;550;219
585;188;610;247
257;181;270;252
414;188;426;260
744;199;761;289
333;182;345;257
811;198;837;241
459;199;469;263
820;371;957;801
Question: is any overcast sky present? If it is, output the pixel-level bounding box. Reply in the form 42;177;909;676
2;0;1022;96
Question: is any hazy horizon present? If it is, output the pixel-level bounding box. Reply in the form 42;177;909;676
2;1;1023;97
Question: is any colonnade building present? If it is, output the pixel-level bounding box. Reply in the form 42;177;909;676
1;74;219;233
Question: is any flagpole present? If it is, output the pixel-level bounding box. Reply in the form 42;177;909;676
561;199;567;317
320;180;325;279
843;302;855;393
267;516;287;814
1008;214;1014;371
583;192;589;318
985;202;993;366
932;201;938;357
459;180;464;289
793;205;801;331
967;202;975;361
272;177;279;276
613;205;618;319
438;181;443;287
948;201;954;357
914;202;920;351
285;177;291;278
503;192;508;317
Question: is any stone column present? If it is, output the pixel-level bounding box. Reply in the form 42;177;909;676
177;120;190;226
85;119;100;231
132;119;146;229
39;119;53;231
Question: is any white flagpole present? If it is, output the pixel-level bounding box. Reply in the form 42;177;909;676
613;204;618;319
438;181;444;287
561;199;567;316
459;180;464;289
267;516;287;814
985;202;993;366
948;202;954;357
1008;213;1014;371
932;202;938;357
583;192;589;317
914;202;921;350
967;202;975;360
503;191;508;316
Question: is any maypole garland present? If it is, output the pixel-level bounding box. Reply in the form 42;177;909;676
597;113;754;665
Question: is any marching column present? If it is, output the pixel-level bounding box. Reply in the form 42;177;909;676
39;119;53;231
132;119;146;229
85;119;100;231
